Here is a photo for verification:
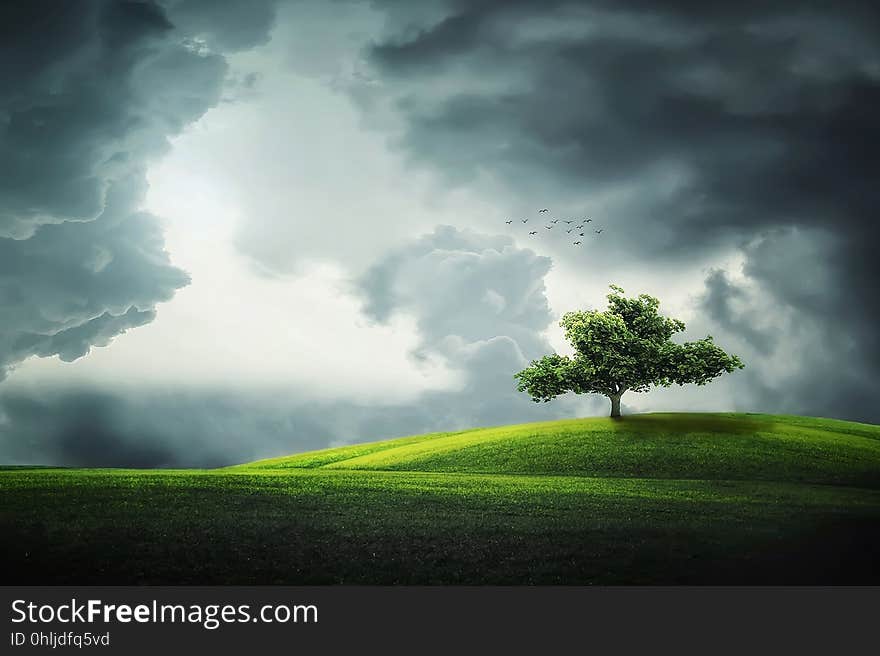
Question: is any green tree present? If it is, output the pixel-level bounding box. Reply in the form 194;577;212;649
515;285;744;418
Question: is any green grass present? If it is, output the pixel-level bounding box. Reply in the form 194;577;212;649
2;413;879;584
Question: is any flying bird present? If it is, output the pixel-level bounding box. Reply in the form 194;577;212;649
522;219;528;223
563;220;574;224
539;208;549;213
545;225;553;229
550;219;559;224
573;241;582;245
579;233;585;236
566;229;573;234
529;231;538;235
505;220;513;224
595;229;604;234
585;218;593;223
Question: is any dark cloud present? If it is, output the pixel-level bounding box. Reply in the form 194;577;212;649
0;0;228;236
0;174;189;378
698;229;880;423
700;269;776;356
0;0;278;378
0;381;526;468
160;0;278;52
353;0;880;421
0;387;331;468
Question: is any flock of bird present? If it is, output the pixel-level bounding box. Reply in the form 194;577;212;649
505;209;603;246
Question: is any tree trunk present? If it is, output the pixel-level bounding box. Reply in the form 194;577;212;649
609;394;621;418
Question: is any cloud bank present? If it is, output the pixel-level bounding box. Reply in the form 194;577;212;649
1;226;592;466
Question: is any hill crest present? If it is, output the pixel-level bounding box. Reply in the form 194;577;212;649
234;413;880;489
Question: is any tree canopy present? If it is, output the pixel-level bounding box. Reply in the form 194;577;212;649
514;285;744;417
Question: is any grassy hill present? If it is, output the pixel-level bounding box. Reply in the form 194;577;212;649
2;413;879;584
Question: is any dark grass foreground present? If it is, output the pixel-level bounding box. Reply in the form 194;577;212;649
2;413;879;584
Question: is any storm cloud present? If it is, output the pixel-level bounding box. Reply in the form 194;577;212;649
348;0;880;421
697;228;880;423
0;0;278;378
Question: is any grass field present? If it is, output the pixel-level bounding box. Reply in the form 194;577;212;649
2;412;879;584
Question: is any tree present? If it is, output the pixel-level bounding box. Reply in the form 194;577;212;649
514;285;744;418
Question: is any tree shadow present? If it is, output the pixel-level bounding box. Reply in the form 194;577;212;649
609;413;775;436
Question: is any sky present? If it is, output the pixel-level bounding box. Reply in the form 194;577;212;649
1;0;878;467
